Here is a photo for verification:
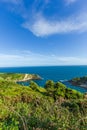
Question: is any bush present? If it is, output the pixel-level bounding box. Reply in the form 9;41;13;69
0;79;86;130
29;81;39;91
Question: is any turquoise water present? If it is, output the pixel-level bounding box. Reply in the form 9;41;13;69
0;66;87;93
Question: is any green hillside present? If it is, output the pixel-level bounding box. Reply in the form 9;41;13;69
0;73;41;82
0;74;87;130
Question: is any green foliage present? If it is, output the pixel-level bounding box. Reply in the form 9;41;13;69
0;77;86;130
0;73;24;81
44;80;55;97
45;80;83;100
29;81;39;91
45;80;54;89
0;73;40;83
65;89;83;99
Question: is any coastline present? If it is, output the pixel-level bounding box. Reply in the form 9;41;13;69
16;74;42;82
69;77;87;89
0;66;87;93
0;73;42;83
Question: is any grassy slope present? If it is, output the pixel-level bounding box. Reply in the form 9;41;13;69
0;74;87;130
0;73;41;82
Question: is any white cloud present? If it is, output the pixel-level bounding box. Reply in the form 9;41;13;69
1;0;87;37
23;13;87;37
0;51;87;67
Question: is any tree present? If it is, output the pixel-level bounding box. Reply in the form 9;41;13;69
44;80;55;97
29;81;39;91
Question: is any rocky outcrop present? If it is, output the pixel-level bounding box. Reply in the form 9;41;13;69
16;74;42;82
0;73;42;83
69;76;87;89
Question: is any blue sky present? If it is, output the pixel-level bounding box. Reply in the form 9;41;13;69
0;0;87;66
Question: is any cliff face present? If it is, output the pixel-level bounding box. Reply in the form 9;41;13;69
17;74;42;82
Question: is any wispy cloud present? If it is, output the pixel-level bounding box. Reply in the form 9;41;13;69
23;13;87;37
1;0;87;37
65;0;77;5
0;51;87;67
0;0;22;5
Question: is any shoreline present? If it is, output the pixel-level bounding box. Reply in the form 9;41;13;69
0;73;42;83
16;74;42;82
69;80;87;89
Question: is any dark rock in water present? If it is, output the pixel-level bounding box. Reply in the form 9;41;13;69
69;76;87;89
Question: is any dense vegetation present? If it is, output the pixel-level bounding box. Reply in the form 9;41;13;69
0;74;87;130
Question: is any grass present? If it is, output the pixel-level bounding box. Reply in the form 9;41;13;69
0;74;87;130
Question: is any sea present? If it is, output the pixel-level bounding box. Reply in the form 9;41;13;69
0;66;87;93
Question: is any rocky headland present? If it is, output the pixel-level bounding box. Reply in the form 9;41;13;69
0;73;42;83
69;76;87;89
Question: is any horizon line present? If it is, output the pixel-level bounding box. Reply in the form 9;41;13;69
0;65;87;68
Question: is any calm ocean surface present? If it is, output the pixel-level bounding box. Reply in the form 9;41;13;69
0;66;87;93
